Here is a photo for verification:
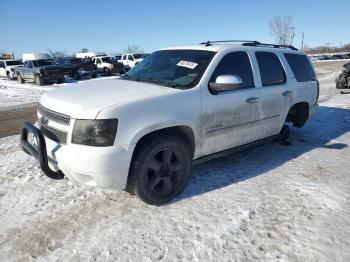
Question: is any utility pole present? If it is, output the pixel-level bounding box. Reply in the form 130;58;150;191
301;32;304;50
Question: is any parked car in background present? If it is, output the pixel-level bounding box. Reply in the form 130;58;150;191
16;59;64;85
76;52;106;59
22;53;51;62
331;54;345;60
119;53;148;69
57;57;98;79
0;59;23;80
112;55;122;62
92;56;125;75
21;41;318;205
317;55;331;61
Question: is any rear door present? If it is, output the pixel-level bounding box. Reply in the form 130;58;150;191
201;50;263;155
22;61;31;78
251;51;291;138
26;61;35;79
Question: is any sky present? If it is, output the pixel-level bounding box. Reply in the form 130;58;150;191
1;0;349;57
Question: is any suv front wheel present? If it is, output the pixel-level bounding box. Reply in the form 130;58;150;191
128;134;192;205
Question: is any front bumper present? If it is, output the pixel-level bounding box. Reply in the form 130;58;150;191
20;122;135;189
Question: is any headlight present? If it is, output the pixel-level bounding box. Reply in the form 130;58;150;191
72;119;118;146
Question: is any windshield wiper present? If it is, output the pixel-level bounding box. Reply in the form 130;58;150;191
139;77;181;89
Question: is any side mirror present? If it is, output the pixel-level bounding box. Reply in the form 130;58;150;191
209;75;243;94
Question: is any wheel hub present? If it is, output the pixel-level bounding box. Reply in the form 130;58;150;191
159;162;171;177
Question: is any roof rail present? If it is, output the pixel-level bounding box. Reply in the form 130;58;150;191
199;40;259;47
199;40;298;51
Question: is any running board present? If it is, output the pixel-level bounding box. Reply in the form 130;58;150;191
192;136;277;166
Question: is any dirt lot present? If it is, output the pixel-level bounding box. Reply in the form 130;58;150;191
0;103;37;138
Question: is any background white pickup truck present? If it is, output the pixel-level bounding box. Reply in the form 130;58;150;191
0;59;23;79
119;53;148;69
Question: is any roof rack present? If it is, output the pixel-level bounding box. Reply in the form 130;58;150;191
199;40;298;51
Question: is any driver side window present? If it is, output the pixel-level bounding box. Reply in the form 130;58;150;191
210;51;255;89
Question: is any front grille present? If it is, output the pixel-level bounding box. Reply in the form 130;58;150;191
45;68;59;74
38;105;71;125
41;124;68;144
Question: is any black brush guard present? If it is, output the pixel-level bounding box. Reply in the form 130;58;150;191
20;122;64;180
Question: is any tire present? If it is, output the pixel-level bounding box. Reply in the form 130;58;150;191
73;71;80;80
277;124;290;141
17;74;24;84
57;76;65;84
6;72;12;80
103;67;111;76
35;75;44;86
92;74;97;78
128;134;193;205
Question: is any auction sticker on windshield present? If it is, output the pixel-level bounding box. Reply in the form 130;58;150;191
177;60;198;69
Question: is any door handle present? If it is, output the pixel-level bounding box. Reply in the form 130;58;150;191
246;97;259;103
282;91;292;96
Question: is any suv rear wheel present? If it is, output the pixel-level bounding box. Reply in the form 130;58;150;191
128;134;192;205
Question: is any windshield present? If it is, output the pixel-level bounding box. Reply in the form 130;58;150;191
133;54;148;59
101;57;113;63
124;50;215;89
6;60;23;66
32;60;53;67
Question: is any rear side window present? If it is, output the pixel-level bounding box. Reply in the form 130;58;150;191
256;52;285;86
284;53;316;82
210;51;254;89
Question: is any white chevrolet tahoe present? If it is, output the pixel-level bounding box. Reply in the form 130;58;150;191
21;41;319;205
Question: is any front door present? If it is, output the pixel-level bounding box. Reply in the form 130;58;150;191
201;51;263;155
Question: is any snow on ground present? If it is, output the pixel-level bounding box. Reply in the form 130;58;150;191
0;69;350;261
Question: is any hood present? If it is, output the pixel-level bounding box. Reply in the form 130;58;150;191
36;65;59;70
7;65;22;69
40;78;177;119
